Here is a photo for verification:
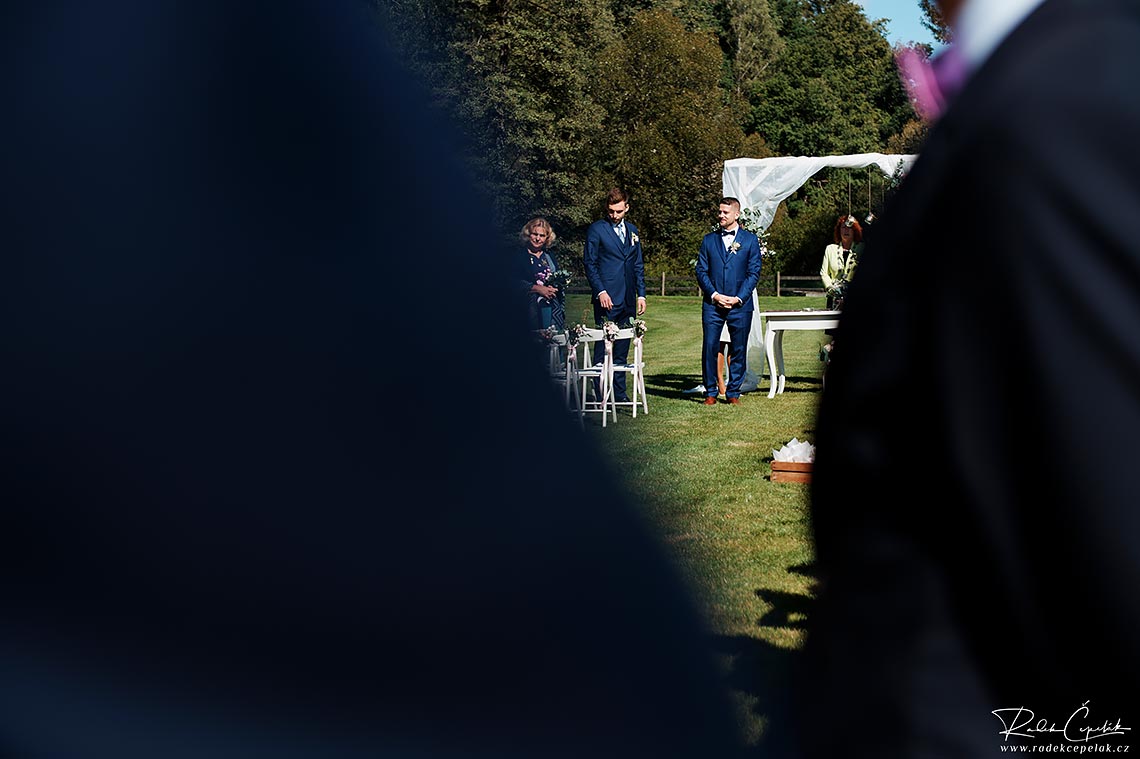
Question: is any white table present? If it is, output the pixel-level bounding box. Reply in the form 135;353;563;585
760;310;841;398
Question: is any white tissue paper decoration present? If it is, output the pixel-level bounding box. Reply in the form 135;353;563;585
772;437;815;463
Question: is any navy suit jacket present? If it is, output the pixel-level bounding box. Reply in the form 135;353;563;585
790;0;1140;755
695;228;763;311
584;219;646;311
2;2;745;756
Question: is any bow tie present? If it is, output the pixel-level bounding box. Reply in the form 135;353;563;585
720;229;736;236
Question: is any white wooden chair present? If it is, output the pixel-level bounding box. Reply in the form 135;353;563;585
547;332;580;412
570;327;612;427
607;327;648;418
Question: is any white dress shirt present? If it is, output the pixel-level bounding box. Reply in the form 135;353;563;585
712;225;740;302
956;0;1048;71
721;227;737;250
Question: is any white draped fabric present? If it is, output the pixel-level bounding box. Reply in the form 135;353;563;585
722;152;918;233
717;152;918;394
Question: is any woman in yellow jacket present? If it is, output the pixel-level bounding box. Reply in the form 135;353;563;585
820;214;864;309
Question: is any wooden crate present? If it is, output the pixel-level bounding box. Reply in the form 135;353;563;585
770;460;813;484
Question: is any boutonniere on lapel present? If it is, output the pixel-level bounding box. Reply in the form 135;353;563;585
631;233;639;246
730;242;741;254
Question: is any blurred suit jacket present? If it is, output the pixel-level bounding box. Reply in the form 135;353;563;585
796;0;1140;755
0;2;743;756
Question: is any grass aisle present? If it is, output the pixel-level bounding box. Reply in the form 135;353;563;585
565;294;828;747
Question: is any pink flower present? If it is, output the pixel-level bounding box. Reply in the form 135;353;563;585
895;45;969;123
895;47;945;122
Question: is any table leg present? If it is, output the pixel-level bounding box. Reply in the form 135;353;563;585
765;324;778;399
774;329;787;395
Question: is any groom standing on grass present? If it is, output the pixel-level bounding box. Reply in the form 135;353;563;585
695;197;762;405
584;187;647;403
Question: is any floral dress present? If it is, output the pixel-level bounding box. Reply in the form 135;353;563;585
517;249;565;330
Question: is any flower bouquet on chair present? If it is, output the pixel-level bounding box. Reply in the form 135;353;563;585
568;323;588;347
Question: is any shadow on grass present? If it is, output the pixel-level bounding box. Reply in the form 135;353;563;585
787;561;818;582
768;376;824;394
646;372;704;399
755;589;812;629
709;565;819;753
648;373;821;400
784;374;823;384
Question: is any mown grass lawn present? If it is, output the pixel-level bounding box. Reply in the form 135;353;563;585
563;293;828;747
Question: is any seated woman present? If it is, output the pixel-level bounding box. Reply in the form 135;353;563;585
516;217;565;330
820;214;864;310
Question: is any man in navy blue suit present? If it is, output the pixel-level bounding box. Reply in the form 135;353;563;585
584;187;647;403
695;198;763;405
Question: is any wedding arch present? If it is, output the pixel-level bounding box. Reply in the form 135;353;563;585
718;152;919;393
723;152;918;233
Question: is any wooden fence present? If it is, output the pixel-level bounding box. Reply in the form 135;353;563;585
564;271;824;297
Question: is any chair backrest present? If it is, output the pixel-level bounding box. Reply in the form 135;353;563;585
545;331;568;376
611;327;640;366
571;328;607;367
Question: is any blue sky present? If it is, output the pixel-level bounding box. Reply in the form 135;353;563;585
854;0;944;49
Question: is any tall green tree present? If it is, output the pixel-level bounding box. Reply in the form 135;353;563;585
592;9;768;275
749;0;910;156
381;0;618;234
720;0;785;101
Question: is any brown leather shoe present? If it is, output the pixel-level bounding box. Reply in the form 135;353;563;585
727;397;741;405
703;396;717;405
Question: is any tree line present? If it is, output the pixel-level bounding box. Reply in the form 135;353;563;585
377;0;942;276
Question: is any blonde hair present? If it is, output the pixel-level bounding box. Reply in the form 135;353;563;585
519;217;556;248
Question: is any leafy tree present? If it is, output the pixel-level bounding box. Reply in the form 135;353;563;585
591;9;768;275
380;0;618;238
612;0;721;32
918;0;953;43
750;0;910;156
718;0;784;101
887;117;929;154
